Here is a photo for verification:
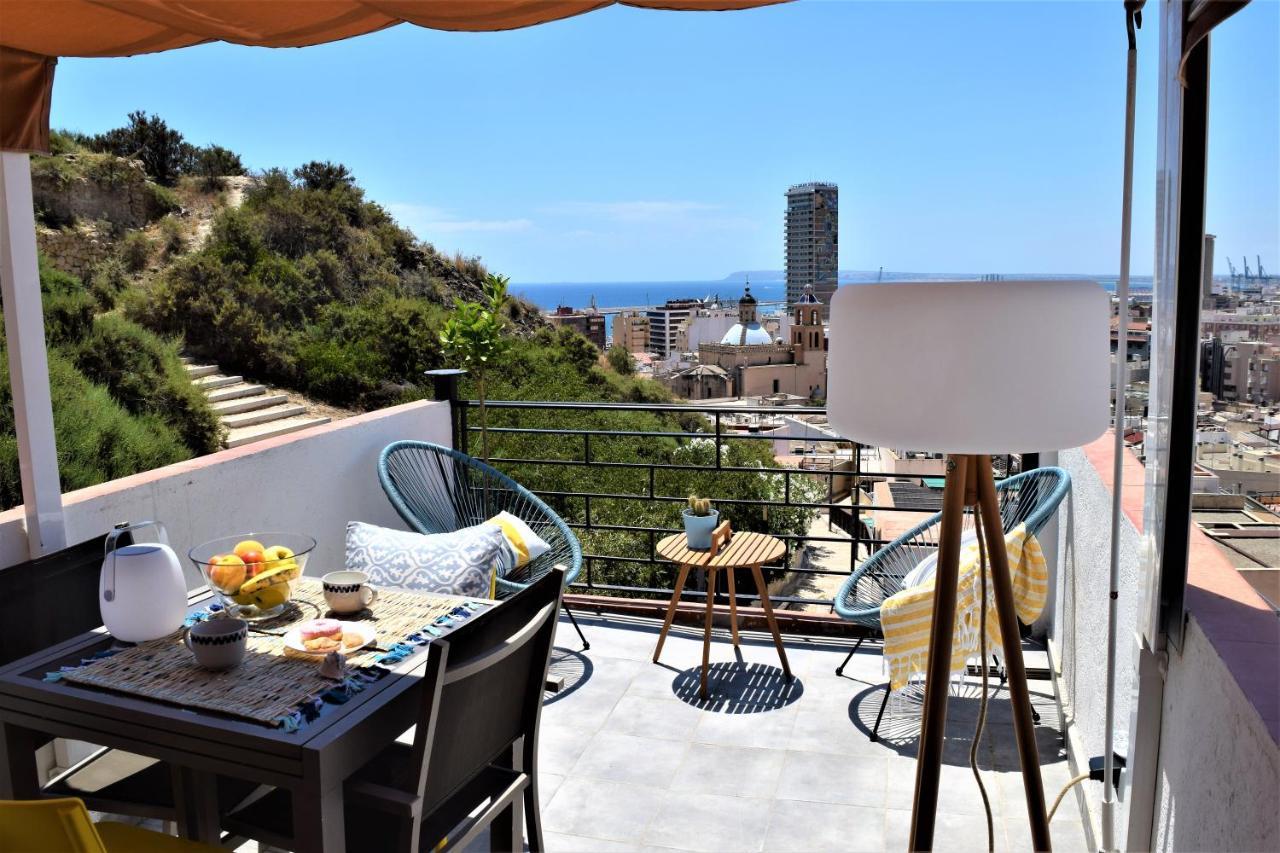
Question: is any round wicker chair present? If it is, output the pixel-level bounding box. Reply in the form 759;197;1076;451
378;440;588;649
833;466;1071;739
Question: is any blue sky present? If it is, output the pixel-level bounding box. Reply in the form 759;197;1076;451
49;0;1278;283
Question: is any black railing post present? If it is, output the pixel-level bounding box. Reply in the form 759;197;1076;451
425;368;467;451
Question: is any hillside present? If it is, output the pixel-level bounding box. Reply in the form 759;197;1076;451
5;112;661;509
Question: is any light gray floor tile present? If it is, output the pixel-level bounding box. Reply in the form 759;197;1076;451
544;830;646;852
775;750;888;808
764;798;886;852
786;704;887;757
569;731;689;786
539;772;565;809
883;807;1006;853
691;703;799;749
670;742;788;800
543;777;665;842
606;693;703;741
540;723;592;776
642;790;771;853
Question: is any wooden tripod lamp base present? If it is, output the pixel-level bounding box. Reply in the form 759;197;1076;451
907;454;1052;852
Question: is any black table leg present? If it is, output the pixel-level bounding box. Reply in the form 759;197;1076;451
0;720;41;799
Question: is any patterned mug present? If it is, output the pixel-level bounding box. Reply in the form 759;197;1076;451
323;570;379;615
183;618;247;671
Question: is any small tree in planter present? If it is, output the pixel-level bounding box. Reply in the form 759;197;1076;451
683;495;720;550
440;273;510;464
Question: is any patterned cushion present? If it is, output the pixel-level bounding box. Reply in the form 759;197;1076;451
345;521;506;598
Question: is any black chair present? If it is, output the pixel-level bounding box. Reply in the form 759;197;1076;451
224;568;564;852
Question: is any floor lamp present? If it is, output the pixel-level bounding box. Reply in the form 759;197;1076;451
826;280;1109;852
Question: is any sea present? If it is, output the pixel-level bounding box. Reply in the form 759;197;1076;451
512;272;1154;336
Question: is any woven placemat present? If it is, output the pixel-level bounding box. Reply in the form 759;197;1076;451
59;582;491;726
252;578;480;650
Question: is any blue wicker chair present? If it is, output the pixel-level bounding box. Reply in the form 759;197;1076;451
378;440;589;649
833;466;1071;740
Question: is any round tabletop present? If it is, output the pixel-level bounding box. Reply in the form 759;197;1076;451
656;531;785;569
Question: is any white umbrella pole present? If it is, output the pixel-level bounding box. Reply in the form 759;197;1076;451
1103;3;1142;850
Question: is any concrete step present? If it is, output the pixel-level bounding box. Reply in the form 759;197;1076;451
222;403;307;429
185;364;218;379
226;416;331;449
209;393;289;416
194;374;242;390
179;356;194;365
205;382;267;403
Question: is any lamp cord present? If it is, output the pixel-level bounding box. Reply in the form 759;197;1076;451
971;509;995;853
1049;772;1093;822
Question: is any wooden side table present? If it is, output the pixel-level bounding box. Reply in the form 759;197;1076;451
652;526;791;699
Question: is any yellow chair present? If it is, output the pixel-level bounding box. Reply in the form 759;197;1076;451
0;797;219;853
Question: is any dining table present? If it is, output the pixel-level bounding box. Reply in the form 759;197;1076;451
0;579;490;853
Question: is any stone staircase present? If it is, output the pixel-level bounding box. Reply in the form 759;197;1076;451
182;359;330;448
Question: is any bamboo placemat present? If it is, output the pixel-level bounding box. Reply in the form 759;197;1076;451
252;578;483;650
59;582;492;726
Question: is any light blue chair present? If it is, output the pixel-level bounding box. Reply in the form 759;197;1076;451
378;440;588;649
833;466;1071;740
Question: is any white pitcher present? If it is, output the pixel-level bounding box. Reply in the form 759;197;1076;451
99;521;187;643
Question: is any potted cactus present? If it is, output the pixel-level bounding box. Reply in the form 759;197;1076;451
682;495;720;550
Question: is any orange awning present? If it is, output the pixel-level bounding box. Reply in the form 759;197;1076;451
0;0;785;153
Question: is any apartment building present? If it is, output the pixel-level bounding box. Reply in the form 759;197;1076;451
785;182;838;310
546;305;606;349
611;311;651;354
646;298;702;358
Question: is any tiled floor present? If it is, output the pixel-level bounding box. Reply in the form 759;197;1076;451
530;611;1088;852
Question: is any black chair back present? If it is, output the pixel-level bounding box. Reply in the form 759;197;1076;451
412;569;562;816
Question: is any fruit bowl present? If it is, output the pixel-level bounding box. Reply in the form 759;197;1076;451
189;533;316;620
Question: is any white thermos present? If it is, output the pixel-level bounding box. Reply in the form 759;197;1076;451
99;521;187;642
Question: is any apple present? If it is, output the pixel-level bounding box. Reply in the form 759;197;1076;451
233;539;266;561
263;544;294;563
208;553;247;593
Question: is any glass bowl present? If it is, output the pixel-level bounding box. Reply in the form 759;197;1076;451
189;532;316;620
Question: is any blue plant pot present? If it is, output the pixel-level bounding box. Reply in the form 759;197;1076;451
682;509;720;550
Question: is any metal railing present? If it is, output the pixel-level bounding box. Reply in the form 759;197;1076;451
426;374;1020;611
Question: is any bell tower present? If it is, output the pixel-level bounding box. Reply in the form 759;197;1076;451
792;283;822;366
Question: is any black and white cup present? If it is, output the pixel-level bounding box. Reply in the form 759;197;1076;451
183;618;247;671
323;571;379;615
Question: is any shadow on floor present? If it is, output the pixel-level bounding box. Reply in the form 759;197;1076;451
543;647;593;705
848;678;1067;768
666;659;804;713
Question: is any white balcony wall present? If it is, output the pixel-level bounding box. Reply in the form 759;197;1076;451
1049;444;1145;843
1049;439;1280;850
0;400;453;577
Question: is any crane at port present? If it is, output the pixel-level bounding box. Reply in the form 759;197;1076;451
1258;255;1270;284
1228;257;1240;291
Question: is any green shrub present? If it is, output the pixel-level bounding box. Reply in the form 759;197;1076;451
87;257;130;310
119;230;152;272
37;255;94;345
48;130;89;156
73;314;223;455
159;215;186;258
293;337;383;407
0;350;191;508
146;183;180;218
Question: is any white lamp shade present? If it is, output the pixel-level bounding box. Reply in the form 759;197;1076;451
826;280;1110;454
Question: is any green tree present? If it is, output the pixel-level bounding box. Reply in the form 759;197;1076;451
88;111;194;186
293;161;354;192
606;345;635;375
440;274;510;462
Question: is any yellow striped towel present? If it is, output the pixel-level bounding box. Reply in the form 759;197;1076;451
880;523;1048;691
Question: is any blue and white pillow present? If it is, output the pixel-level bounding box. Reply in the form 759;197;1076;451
345;521;507;598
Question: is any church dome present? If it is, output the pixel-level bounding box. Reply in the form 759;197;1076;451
720;322;774;346
739;286;758;306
